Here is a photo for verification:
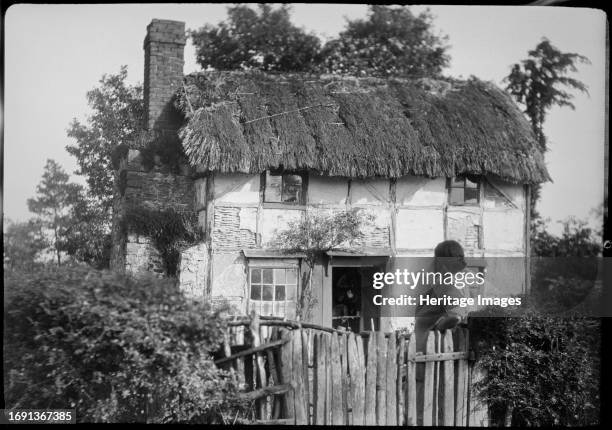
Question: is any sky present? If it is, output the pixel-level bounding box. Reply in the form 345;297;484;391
4;4;607;235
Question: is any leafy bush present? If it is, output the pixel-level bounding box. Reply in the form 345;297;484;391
3;266;247;423
469;304;600;426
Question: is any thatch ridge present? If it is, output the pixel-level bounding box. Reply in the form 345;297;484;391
176;71;550;184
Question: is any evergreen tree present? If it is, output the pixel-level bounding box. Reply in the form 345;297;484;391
505;39;589;219
27;159;83;266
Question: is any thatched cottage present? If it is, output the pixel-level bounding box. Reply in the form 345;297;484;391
110;20;550;331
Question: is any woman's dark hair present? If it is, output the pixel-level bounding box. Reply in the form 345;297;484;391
434;240;467;273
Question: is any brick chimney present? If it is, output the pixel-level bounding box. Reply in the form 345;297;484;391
143;19;186;132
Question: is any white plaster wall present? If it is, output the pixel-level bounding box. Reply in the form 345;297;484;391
483;178;525;210
260;208;304;245
179;243;208;298
483;210;524;251
396;208;444;249
308;174;349;205
211;252;249;313
396;177;446;207
214;173;260;204
350;178;390;205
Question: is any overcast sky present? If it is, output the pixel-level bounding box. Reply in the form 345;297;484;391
4;4;607;235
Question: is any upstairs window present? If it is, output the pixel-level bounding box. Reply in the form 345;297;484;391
448;176;480;206
264;171;305;204
249;267;298;319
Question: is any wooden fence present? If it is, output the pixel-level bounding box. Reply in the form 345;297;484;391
216;315;488;426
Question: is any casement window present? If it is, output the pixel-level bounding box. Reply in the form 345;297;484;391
448;176;480;206
249;267;298;318
263;171;305;204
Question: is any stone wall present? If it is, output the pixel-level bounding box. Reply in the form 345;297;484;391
110;149;195;277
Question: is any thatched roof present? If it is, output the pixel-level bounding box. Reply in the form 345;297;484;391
176;71;550;184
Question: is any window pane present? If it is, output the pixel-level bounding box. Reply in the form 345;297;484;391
262;269;273;284
449;188;464;205
262;301;273;316
251;268;261;284
286;269;297;285
286;284;297;300
265;172;283;202
282;174;302;203
464;188;479;205
274;302;286;317
465;177;478;188
275;285;286;300
274;268;285;284
262;285;274;301
251;285;261;300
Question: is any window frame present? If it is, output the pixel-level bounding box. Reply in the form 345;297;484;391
247;265;300;318
447;176;481;206
262;170;308;206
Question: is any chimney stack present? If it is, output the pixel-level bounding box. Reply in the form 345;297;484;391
143;19;186;132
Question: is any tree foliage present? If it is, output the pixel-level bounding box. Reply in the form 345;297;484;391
4;266;247;423
469;307;600;426
505;39;589;220
531;216;600;258
3;218;48;270
273;208;373;320
190;5;449;78
66;66;144;209
190;4;321;72
505;38;589;153
61;193;113;269
530;216;601;314
27;159;84;266
318;5;449;77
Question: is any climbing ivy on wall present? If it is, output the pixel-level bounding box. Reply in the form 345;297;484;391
124;206;204;276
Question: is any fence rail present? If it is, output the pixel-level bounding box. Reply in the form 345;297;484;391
216;315;488;426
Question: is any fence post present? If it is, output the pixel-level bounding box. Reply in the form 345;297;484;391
423;331;436;426
406;334;417;426
330;332;343;425
348;332;365;425
386;331;398;425
454;328;469;426
279;328;295;423
365;332;377;426
442;330;455;426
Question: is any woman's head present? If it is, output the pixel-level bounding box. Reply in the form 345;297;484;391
434;240;467;274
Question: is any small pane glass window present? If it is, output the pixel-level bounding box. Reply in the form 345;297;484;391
448;176;480;206
264;171;304;204
249;266;298;318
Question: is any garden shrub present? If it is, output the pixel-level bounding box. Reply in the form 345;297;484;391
3;266;248;423
468;302;600;426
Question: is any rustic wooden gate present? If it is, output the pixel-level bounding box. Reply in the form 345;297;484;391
217;315;488;426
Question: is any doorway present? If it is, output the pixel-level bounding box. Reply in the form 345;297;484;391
331;267;362;332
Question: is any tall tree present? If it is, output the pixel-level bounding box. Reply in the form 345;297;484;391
505;38;589;153
27;160;83;266
190;4;321;72
61;194;112;269
318;5;449;77
505;39;589;219
66;66;143;210
3;218;47;270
